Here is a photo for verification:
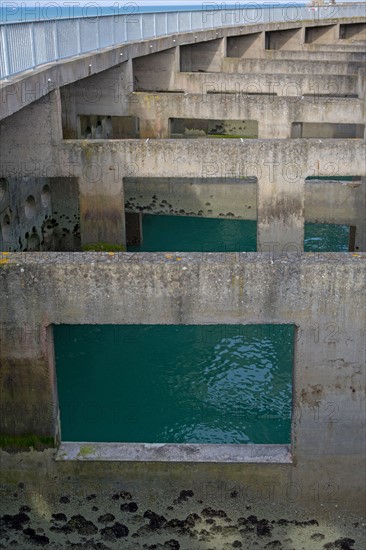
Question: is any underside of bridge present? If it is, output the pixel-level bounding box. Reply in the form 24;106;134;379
0;14;365;550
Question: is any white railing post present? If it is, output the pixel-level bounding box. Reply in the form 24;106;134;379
30;22;36;69
77;19;81;54
97;15;100;49
1;25;11;79
53;21;59;61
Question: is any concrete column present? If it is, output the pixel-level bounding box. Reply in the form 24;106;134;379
257;174;305;254
78;152;126;248
357;68;365;99
355;177;366;252
61;84;78;139
138;96;170;138
0;323;58;440
125;212;143;246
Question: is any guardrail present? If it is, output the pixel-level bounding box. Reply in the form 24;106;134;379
1;4;365;80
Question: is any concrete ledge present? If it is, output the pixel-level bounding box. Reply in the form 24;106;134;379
56;442;292;463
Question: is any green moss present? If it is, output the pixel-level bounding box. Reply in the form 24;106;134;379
0;435;55;452
77;445;95;458
80;139;94;161
82;242;126;252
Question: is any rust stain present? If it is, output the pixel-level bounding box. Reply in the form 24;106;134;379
300;384;323;407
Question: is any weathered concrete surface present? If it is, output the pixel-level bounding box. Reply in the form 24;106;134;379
0;448;365;549
138;71;359;98
124;177;258;221
259;49;366;61
0;253;365;539
126;93;364;140
56;442;292;463
0;176;80;252
57;139;366;181
222;57;363;75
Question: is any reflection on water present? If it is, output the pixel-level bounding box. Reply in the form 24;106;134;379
127;215;349;252
55;325;294;444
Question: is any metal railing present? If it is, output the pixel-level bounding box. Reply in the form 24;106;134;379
1;4;365;80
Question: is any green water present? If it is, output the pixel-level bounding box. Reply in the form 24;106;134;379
128;215;349;252
55;325;294;444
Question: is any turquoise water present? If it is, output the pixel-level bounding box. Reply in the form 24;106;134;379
128;215;350;253
55;324;294;444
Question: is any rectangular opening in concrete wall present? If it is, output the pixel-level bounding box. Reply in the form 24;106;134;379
305;24;336;44
339;23;366;40
78;115;139;139
133;48;178;92
54;324;295;453
123;176;355;253
291;122;364;138
169;118;258;139
180;39;223;72
226;33;263;58
265;28;302;50
305;176;364;252
124;216;352;253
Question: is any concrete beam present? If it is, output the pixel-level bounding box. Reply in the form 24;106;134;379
260;50;366;62
222;57;363;75
56;139;365;250
126;93;364;140
57;139;366;181
168;73;358;98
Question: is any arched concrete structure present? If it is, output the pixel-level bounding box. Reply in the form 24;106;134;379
0;8;365;548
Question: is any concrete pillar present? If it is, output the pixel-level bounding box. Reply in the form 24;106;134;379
138;97;170;138
78;153;126;248
257;174;305;254
357;68;366;99
0;323;58;440
125;212;143;246
354;177;366;252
